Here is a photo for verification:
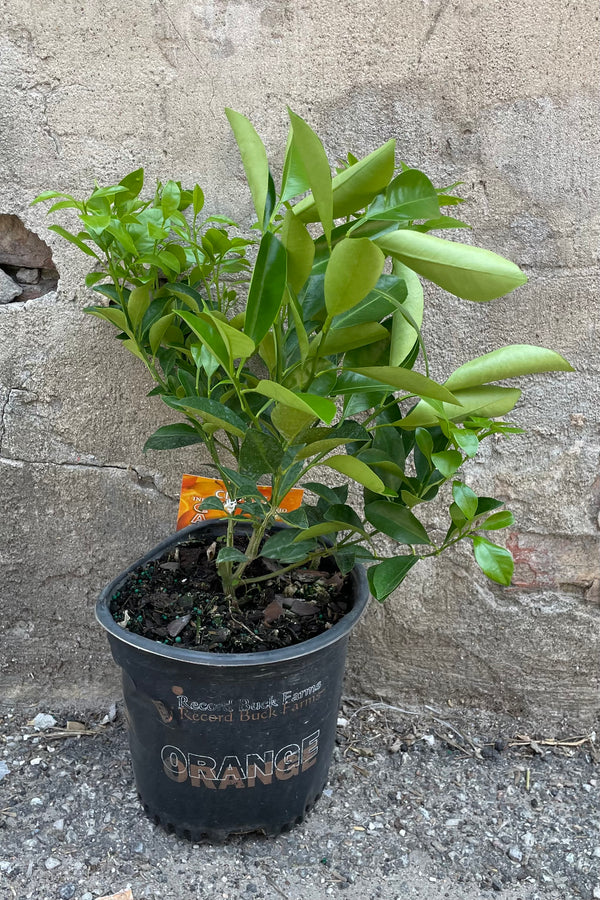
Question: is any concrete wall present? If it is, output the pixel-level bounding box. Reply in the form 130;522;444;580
1;0;598;723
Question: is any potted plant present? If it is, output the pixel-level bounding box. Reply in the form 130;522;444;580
33;108;572;839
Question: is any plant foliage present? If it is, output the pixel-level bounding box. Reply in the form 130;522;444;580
34;110;573;601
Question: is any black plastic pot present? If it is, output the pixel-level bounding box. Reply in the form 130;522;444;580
96;521;370;840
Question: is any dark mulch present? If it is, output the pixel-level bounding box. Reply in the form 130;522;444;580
109;533;352;653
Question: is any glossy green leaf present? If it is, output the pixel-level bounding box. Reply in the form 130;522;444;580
359;168;440;225
253;381;336;424
431;449;463;477
148;313;174;355
367;555;418;601
324;238;385;317
375;230;528;301
115;168;143;200
127;284;151;330
287;109;333;243
217;547;249;565
400;386;522;428
280;210;315;295
452;481;478;520
472;536;514;585
171;396;247;437
317;322;389;357
365;501;431;545
271;404;316;441
121;339;146;361
176;309;230;371
83;306;130;333
280;129;311;203
239;430;284;479
322;456;387;494
389;261;424;366
349;366;459;405
192;184;205;216
143;423;204;451
445;345;574;391
293;139;395;223
245;232;287;346
482;510;515;530
48;225;99;259
161;181;181;216
225;108;270;229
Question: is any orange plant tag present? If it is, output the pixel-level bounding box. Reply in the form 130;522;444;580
176;474;304;531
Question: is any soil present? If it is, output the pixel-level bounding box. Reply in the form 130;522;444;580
109;533;352;653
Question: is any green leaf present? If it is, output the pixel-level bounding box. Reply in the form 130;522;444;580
365;501;431;545
161;181;181;216
48;225;100;259
271;404;316;441
225;108;270;229
415;428;434;459
322;456;388;495
118;168;144;199
127;284;151;330
445;344;574;390
280;210;315;295
359;168;440;225
260;530;316;563
170;396;247;437
217;547;248;565
105;220;138;256
324;504;364;532
192;184;205;216
349;366;460;405
280;129;311;203
367;555;419;601
482;510;515;530
451;427;479;457
293;139;396;222
452;481;478;520
239;430;284;479
472;536;514;585
375;230;528;301
253;381;336;424
245;232;287;346
431;449;463;477
176;309;230;371
400;386;522;429
83;305;130;334
143;423;205;451
148;313;175;355
121;339;146;361
287;108;333;243
164;283;204;313
317;322;389;357
324;238;385;317
389;261;424;366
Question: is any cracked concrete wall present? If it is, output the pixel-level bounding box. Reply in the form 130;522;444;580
0;0;598;724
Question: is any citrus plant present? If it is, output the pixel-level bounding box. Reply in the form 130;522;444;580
33;108;572;603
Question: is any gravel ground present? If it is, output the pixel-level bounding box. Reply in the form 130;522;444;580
1;701;599;900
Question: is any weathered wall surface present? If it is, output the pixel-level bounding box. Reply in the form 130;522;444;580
0;0;598;723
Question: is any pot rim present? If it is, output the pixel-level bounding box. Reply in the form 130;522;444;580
95;520;370;668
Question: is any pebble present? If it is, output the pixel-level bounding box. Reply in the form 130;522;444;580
53;818;65;831
16;267;40;284
593;847;600;858
45;857;61;869
30;797;44;806
507;845;523;862
81;894;93;900
31;713;57;731
0;761;10;781
593;888;600;900
59;885;75;900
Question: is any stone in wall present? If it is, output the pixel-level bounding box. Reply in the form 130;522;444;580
0;214;58;301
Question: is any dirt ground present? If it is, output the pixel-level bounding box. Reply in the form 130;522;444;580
1;700;599;900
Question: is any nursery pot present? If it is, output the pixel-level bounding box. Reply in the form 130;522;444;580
96;521;370;840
